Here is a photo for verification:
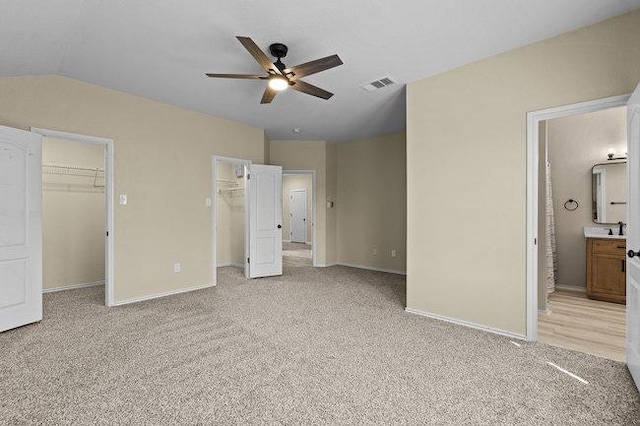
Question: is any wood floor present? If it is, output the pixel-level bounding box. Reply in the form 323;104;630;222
538;290;626;362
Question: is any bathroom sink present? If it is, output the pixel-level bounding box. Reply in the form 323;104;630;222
583;226;626;240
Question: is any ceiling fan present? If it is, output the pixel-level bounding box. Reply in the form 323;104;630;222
206;36;343;104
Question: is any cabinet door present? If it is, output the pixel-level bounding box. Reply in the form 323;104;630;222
592;254;626;297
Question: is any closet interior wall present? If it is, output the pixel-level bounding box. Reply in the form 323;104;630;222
216;161;246;267
42;137;105;290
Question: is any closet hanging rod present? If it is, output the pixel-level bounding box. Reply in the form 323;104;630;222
43;164;105;177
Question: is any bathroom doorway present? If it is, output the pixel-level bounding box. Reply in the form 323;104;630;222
526;96;629;361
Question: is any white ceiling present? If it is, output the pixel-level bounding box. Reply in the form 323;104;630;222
2;0;639;142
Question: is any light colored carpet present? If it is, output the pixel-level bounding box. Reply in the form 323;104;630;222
1;265;639;425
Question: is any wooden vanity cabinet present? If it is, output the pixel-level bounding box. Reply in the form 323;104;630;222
586;238;626;304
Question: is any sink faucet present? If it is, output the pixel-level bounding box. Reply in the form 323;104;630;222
618;221;626;236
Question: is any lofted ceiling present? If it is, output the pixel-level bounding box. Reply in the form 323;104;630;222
1;0;639;142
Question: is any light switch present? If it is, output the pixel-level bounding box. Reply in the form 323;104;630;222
205;198;212;207
119;194;128;205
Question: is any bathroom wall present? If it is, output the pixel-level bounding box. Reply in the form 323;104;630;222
548;106;627;290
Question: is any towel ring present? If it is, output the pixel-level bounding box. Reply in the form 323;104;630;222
564;199;579;211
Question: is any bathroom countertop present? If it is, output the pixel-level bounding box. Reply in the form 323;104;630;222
583;226;626;240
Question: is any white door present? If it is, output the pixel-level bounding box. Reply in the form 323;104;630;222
0;126;42;332
627;84;640;390
290;189;307;243
248;164;282;278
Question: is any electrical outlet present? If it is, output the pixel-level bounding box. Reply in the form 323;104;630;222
174;263;181;273
391;249;397;258
372;248;377;256
119;194;128;205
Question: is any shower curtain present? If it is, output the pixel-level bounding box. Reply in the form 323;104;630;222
545;162;558;293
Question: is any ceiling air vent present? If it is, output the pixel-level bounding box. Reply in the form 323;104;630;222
360;76;397;92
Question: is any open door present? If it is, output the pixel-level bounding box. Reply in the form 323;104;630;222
248;164;282;278
0;126;42;332
627;84;640;389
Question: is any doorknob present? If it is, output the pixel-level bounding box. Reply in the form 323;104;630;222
277;224;282;229
628;249;640;258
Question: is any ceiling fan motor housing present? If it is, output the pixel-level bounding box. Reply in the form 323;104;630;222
269;43;288;72
269;43;288;59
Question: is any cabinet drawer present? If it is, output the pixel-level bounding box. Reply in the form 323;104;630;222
591;239;626;255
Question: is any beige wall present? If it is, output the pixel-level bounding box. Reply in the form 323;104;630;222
42;137;105;289
407;11;640;336
216;161;246;266
263;132;271;165
270;140;336;265
337;132;406;273
0;75;265;302
282;174;312;243
548;106;627;290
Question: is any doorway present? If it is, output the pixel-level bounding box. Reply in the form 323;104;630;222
535;106;627;361
282;171;315;267
212;156;250;284
526;95;632;357
32;128;115;307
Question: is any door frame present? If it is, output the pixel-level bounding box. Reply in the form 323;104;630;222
525;94;630;341
31;128;116;307
211;156;251;284
289;189;307;243
283;170;317;267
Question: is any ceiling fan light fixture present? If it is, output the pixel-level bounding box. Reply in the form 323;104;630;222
268;76;289;91
206;37;343;103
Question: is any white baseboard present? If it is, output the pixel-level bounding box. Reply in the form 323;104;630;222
43;280;104;293
337;262;406;276
405;307;526;341
554;285;586;293
282;239;291;243
315;262;338;267
111;283;214;307
538;309;551;316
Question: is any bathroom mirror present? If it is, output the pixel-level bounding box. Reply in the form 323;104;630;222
592;161;627;224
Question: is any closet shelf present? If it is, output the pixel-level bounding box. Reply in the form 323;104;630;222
216;178;244;193
43;164;105;188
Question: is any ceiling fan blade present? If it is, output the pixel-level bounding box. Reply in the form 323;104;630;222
205;73;267;79
290;80;334;100
284;54;343;80
260;86;278;104
236;36;282;75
